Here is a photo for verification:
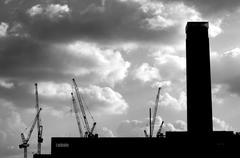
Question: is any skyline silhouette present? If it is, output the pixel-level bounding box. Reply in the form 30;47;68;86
1;1;240;158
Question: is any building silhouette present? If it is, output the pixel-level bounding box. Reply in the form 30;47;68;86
186;22;213;135
33;22;240;158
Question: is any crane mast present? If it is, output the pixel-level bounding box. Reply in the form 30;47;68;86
90;122;96;136
72;78;90;133
19;108;42;158
72;78;97;137
156;121;164;138
35;83;43;155
71;92;84;137
150;87;161;137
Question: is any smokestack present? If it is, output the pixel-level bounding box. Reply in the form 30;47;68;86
186;22;213;135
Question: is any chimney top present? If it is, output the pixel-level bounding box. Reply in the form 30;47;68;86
186;22;208;34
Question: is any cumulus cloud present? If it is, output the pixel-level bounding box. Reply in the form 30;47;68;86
153;51;186;81
0;22;8;37
209;19;223;38
133;63;160;83
0;37;130;86
27;4;70;20
78;85;128;114
65;41;130;85
211;48;240;96
213;117;233;131
172;120;187;131
140;1;201;30
37;82;71;99
0;38;131;110
160;91;186;111
116;117;186;137
27;4;43;17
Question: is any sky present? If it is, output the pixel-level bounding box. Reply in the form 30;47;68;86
1;0;240;157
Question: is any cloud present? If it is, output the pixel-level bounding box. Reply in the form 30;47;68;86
0;79;14;89
117;42;138;54
27;4;43;17
7;0;210;44
0;37;130;86
211;48;240;96
133;63;160;83
160;91;186;111
153;51;186;81
172;120;187;131
213;117;233;131
161;0;240;16
209;19;223;38
26;104;71;119
0;38;130;110
0;22;8;37
212;84;227;105
116;117;187;137
151;80;171;88
116;120;146;137
138;1;222;38
0;37;62;82
64;41;131;85
0;99;26;157
116;116;234;137
96;127;115;137
0;0;223;47
27;4;70;20
78;85;128;114
37;82;71;99
140;1;201;30
4;0;14;4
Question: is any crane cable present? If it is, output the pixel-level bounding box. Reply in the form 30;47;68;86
71;84;87;132
81;95;95;123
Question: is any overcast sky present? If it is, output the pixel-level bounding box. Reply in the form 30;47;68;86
1;0;240;157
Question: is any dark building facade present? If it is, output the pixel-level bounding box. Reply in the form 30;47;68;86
186;22;213;135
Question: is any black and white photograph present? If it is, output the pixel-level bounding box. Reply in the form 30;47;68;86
1;0;240;157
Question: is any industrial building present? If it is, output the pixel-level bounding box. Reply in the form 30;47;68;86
31;22;240;158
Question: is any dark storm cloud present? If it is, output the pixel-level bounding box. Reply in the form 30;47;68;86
3;0;180;44
2;0;239;45
0;36;72;107
0;37;68;82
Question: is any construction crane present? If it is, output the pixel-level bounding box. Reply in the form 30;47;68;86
72;78;97;137
19;108;42;158
71;92;84;137
144;108;152;137
35;83;43;155
90;122;96;136
156;121;164;138
150;87;161;137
